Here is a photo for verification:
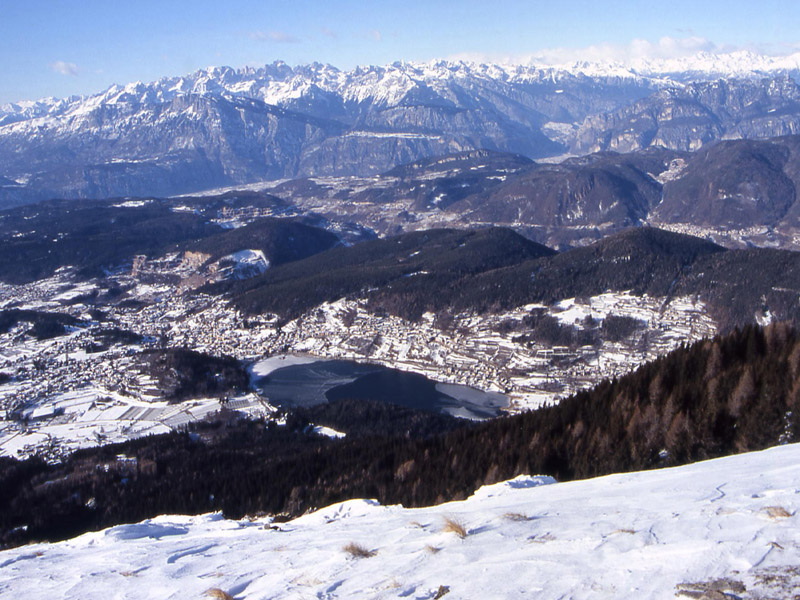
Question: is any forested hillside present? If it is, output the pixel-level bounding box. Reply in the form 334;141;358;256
226;225;800;331
2;323;798;548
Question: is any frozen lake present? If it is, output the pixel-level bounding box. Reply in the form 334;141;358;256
251;355;508;419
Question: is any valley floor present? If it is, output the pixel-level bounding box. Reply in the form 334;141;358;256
0;266;716;460
2;444;800;599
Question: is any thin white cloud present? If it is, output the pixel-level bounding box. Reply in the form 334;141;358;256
250;30;300;44
320;27;337;39
50;60;79;76
446;51;494;63
528;36;718;65
449;36;725;66
370;29;382;42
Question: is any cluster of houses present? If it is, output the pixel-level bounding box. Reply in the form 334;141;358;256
0;256;719;459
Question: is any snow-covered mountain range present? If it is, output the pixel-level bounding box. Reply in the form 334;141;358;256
2;443;798;599
547;49;800;81
6;49;800;123
4;50;800;206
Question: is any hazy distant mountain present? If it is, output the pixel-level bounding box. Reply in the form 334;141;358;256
572;76;800;154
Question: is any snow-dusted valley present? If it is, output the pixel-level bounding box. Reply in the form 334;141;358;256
7;41;800;599
2;442;800;599
0;255;716;461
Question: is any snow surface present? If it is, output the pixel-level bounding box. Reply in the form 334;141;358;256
220;249;270;279
311;424;346;439
0;390;270;460
250;354;322;378
3;444;800;599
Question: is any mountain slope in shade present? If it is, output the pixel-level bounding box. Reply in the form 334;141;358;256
573;76;800;154
262;140;800;249
0;197;342;284
445;149;675;238
185;218;341;268
1;444;798;599
654;136;800;227
229;226;555;319
222;225;800;330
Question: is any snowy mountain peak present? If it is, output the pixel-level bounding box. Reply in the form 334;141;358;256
5;50;800;124
541;49;800;81
6;49;800;206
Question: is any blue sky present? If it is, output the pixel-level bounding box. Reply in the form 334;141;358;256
1;0;798;104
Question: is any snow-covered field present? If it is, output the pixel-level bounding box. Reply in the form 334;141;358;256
3;444;800;599
0;389;271;460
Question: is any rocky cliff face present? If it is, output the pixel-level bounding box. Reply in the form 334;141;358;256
6;56;800;208
0;61;663;206
572;77;800;154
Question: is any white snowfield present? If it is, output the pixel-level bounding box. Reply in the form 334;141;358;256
3;445;800;599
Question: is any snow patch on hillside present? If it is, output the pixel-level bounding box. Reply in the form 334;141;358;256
219;249;270;280
2;444;800;599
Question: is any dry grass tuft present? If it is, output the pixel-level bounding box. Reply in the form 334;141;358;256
763;506;793;519
433;584;450;599
442;516;467;539
205;589;234;600
676;577;746;598
425;544;442;554
384;578;402;590
611;528;636;535
528;532;556;543
343;542;376;558
503;512;531;522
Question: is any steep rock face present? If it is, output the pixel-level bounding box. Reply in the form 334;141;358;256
296;131;470;177
0;94;342;200
572;77;800;154
0;62;661;206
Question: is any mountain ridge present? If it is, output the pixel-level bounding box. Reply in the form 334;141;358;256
9;49;800;120
7;52;800;207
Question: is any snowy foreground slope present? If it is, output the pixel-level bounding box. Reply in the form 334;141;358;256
3;446;800;599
